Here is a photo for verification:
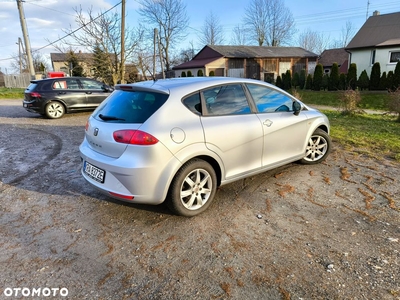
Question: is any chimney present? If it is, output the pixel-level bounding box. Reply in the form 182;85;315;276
373;10;380;16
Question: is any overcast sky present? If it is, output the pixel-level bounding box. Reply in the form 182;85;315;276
0;0;399;74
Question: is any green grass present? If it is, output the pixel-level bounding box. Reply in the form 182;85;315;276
322;110;400;161
296;90;391;111
292;90;400;161
0;87;24;99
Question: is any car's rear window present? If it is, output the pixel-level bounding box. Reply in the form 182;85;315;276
93;90;168;123
25;83;38;92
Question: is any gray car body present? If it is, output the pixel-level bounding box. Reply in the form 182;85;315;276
79;77;330;205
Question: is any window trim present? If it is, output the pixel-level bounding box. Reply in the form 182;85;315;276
389;51;400;64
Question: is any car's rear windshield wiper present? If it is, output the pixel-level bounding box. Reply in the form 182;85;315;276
98;114;125;121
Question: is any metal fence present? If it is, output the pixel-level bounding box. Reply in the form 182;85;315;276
4;74;31;88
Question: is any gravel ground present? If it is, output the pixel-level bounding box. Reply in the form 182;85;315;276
0;99;399;299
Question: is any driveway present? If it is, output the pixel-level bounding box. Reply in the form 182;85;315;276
1;99;399;299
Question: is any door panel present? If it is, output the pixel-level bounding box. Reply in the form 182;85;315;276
257;112;309;166
201;114;263;179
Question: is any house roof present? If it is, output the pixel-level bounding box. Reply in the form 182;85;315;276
173;45;318;70
318;48;349;67
202;45;318;58
346;11;400;49
50;52;93;62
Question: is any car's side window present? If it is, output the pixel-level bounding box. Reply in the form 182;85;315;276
80;79;103;90
182;92;202;115
246;84;294;113
66;79;80;90
203;84;250;116
52;80;67;89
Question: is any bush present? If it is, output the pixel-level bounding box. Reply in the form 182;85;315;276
209;71;215;76
379;72;388;90
339;89;361;115
387;71;394;90
181;71;186;77
339;73;346;90
388;88;400;122
329;63;339;91
292;72;300;89
321;74;329;91
299;69;306;89
283;70;292;90
369;62;381;90
187;70;193;77
393;61;400;90
305;74;313;90
275;75;283;89
347;63;357;90
357;70;370;91
197;69;204;76
313;64;323;91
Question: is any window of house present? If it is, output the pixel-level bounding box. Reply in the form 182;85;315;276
389;51;400;63
371;50;376;65
246;83;293;113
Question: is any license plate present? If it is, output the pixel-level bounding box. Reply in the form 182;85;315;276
84;161;105;183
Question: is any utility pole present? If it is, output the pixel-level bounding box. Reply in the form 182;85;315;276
120;0;126;84
16;0;35;79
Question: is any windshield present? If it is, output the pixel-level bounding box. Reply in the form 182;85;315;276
93;89;169;123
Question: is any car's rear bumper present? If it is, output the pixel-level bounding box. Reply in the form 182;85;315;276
79;138;182;205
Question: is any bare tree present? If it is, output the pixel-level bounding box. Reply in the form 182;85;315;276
298;29;330;54
10;50;50;74
243;0;296;46
231;25;249;45
54;5;143;85
138;0;189;72
330;21;357;48
199;11;224;45
341;21;356;47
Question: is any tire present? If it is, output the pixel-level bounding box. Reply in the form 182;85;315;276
300;129;331;165
45;101;65;119
167;159;217;217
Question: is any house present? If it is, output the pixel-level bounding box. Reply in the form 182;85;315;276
318;48;349;74
346;11;400;76
50;52;94;77
173;45;318;82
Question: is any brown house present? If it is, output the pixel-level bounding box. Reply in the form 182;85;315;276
318;48;349;74
50;52;94;77
173;45;318;82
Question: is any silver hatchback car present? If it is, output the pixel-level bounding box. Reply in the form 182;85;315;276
79;77;331;216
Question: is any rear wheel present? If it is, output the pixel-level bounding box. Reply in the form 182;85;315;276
167;159;217;217
45;101;65;119
300;129;331;164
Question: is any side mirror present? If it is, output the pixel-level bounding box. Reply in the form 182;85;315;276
293;101;301;116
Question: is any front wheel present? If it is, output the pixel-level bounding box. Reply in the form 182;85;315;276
300;129;331;164
45;101;65;119
167;159;217;217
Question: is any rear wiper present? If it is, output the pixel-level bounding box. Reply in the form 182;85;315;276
98;114;125;121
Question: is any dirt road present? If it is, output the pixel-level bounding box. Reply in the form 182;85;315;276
0;99;399;299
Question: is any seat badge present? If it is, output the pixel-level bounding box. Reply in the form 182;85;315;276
93;128;99;136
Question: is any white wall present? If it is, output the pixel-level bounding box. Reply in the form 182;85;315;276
350;47;400;77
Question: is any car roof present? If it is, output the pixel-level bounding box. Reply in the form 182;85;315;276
116;77;275;95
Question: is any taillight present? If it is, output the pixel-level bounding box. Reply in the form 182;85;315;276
29;92;41;98
113;130;158;145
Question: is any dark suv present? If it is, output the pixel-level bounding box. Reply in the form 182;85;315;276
23;77;113;119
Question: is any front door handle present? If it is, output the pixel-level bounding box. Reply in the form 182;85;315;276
263;119;273;127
